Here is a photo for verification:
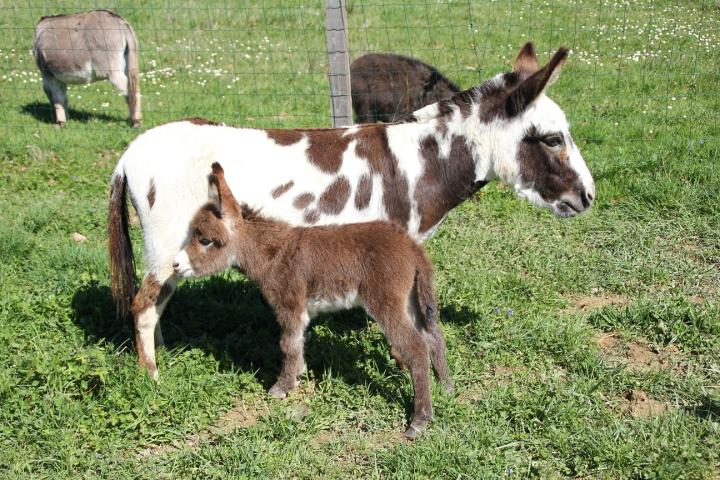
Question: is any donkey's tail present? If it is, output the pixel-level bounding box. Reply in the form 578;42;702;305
124;23;141;126
108;171;136;320
414;249;438;327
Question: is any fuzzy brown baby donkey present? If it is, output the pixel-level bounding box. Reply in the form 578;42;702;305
173;162;453;439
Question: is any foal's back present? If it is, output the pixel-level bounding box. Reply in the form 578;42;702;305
269;220;427;308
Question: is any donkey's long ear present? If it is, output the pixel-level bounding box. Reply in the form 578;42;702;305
208;173;223;214
514;42;540;77
507;47;569;117
210;162;242;218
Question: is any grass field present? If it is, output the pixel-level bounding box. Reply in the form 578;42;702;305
1;0;719;478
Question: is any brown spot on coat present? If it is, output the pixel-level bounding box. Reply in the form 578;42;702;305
318;176;351;214
293;192;315;210
185;117;221;126
306;129;353;173
131;273;161;317
354;126;411;226
266;129;303;146
147;178;156;208
415;135;487;233
271;181;294;199
303;209;320;224
354;124;393;173
354;174;373;210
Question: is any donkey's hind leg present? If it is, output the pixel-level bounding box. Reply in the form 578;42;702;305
424;321;453;393
108;70;140;127
408;290;453;392
366;297;432;439
42;74;68;126
131;272;177;380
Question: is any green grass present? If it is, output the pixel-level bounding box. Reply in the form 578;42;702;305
1;0;719;478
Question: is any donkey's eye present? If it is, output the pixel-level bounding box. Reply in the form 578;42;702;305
199;238;213;246
541;135;564;147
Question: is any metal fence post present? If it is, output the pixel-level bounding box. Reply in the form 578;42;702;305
325;0;353;127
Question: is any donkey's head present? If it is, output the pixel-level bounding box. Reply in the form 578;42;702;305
449;43;595;217
173;163;245;278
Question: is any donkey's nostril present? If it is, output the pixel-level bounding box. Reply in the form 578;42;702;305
580;189;593;209
587;191;594;202
172;262;179;269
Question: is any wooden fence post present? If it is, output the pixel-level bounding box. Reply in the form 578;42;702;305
325;0;353;127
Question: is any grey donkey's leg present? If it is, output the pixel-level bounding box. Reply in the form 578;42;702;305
42;74;68;126
108;70;141;127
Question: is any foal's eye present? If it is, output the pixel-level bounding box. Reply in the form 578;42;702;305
199;238;212;246
541;135;564;148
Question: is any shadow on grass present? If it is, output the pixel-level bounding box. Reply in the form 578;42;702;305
687;396;720;421
71;276;471;409
21;102;126;125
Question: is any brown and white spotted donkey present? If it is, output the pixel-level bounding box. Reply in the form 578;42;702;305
173;162;452;439
109;42;595;387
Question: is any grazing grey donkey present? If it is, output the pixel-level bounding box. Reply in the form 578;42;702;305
33;10;141;127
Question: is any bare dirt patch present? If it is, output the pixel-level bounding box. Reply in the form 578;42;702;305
571;293;629;312
594;331;684;374
619;389;669;418
137;398;267;458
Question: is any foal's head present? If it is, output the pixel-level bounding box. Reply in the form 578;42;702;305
173;163;246;278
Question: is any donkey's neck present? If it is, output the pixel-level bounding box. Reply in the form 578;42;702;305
407;89;497;235
233;219;293;282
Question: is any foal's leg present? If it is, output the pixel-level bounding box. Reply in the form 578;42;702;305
42;75;68;126
408;290;453;392
368;299;432;439
132;272;177;380
269;309;310;399
425;322;453;392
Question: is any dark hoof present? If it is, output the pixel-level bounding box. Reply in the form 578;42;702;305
403;424;425;440
268;383;290;399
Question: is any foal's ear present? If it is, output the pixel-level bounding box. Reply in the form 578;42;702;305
208;173;222;214
513;42;540;77
507;47;569;116
208;162;243;219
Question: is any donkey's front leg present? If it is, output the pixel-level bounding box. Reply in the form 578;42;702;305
132;273;176;380
269;309;310;399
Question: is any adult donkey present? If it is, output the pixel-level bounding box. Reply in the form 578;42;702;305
109;43;595;379
33;10;141;127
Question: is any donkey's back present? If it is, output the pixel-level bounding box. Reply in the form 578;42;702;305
33;10;141;126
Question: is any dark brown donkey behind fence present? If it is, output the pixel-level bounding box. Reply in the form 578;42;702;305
33;9;141;127
351;53;460;123
172;163;453;439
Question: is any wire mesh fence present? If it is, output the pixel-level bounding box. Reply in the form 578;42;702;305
0;1;718;156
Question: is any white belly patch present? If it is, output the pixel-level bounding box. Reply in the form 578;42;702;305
306;291;362;318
